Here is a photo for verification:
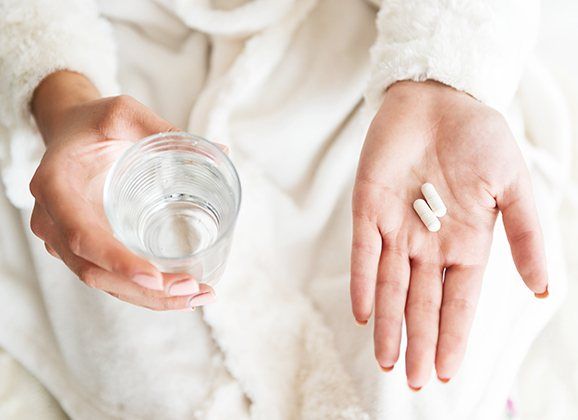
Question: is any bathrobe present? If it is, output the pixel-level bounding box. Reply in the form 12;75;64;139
0;0;571;419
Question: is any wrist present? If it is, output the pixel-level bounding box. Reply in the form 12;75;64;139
385;80;476;105
32;71;101;140
385;80;455;100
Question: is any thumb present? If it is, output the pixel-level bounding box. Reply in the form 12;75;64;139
498;171;549;298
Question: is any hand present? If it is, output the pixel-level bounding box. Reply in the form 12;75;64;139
350;81;548;389
30;71;215;310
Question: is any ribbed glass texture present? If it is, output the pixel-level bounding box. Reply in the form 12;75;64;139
104;132;241;284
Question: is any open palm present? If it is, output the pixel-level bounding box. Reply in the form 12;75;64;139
350;81;548;389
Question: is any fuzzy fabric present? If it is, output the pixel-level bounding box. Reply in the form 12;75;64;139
365;0;540;113
0;0;571;419
0;347;66;419
0;0;119;209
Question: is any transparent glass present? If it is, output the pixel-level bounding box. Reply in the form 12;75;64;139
103;132;241;284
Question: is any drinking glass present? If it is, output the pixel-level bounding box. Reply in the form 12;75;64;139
103;132;241;284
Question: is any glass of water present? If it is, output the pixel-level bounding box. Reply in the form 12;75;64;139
103;132;241;285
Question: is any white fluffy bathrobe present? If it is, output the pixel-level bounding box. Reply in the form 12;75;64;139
0;0;571;419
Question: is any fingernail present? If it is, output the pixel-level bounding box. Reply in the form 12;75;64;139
408;384;422;392
132;274;163;291
535;285;549;299
380;364;394;372
438;377;451;383
187;291;216;308
168;279;199;296
355;319;368;326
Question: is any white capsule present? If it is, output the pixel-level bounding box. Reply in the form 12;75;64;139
421;183;447;217
413;199;441;232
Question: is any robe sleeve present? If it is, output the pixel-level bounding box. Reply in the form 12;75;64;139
366;0;540;113
0;0;118;208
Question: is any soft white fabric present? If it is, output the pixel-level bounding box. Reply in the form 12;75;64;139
365;0;540;114
0;347;66;419
0;0;571;419
0;0;119;209
514;1;578;417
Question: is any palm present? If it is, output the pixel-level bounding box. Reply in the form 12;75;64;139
350;81;548;389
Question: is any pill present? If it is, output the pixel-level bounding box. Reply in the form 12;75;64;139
413;199;441;232
421;183;447;217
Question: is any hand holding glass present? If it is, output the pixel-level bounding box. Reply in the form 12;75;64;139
104;132;241;285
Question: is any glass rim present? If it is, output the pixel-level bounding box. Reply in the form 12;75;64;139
103;131;242;264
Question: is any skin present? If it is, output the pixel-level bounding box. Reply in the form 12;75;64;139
30;71;215;311
31;72;547;385
351;80;549;389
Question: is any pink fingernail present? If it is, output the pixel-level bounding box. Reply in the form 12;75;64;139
168;279;199;296
187;291;216;308
132;274;163;291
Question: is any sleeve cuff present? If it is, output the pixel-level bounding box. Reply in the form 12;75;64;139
0;0;119;208
365;0;540;113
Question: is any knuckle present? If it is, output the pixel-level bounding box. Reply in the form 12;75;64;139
65;229;83;255
159;300;173;311
149;299;173;312
350;273;374;296
374;313;403;335
79;266;99;288
381;241;405;257
352;204;377;223
29;176;42;201
439;330;467;353
29;215;44;239
351;239;380;258
352;192;383;220
108;258;127;277
511;229;537;246
407;332;438;350
407;297;439;315
29;167;52;202
443;297;475;315
109;254;141;279
111;94;136;109
99;95;137;131
44;243;60;259
139;287;160;299
377;276;406;297
31;167;63;205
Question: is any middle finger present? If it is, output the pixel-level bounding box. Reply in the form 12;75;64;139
405;260;443;390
